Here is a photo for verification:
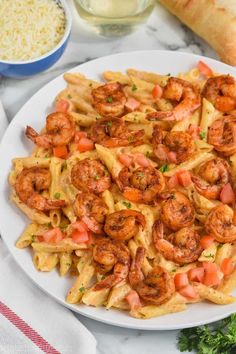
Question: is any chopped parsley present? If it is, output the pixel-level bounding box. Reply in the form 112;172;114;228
128;135;135;143
54;192;61;199
171;269;177;273
31;235;37;242
62;161;67;170
145;151;151;158
159;164;169;173
106;121;113;127
67;94;72;99
47;222;52;228
107;96;113;103
199;131;206;140
204;253;214;258
137;171;145;178
89;83;93;87
132;84;138;91
123;201;132;209
79;287;85;293
95;175;100;180
217;244;223;250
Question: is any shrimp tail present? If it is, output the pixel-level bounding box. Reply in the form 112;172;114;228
25;126;39;142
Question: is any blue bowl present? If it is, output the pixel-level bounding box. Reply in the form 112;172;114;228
0;0;72;78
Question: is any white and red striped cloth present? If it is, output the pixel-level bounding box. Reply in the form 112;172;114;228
0;101;97;354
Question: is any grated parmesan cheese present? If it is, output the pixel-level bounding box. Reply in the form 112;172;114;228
0;0;66;61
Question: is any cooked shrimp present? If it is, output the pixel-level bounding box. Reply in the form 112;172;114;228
147;77;200;121
90;117;144;148
129;247;175;305
117;166;165;204
104;210;145;241
71;158;111;194
93;238;130;290
74;192;108;234
153;220;202;265
207;114;236;156
152;125;195;164
161;191;195;231
15;167;66;211
206;204;236;243
202;75;236;112
192;158;231;200
26;112;75;148
91;82;126;117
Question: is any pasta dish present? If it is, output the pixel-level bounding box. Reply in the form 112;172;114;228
9;61;236;319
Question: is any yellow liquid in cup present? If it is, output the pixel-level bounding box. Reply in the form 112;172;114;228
74;0;154;36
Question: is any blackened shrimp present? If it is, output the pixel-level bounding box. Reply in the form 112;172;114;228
161;192;195;231
104;210;145;241
117;166;165;204
15;167;66;211
202;75;236;112
26;112;75;148
71;158;111;194
91;82;126;117
147;77;200;122
192;158;231;200
93;238;130;290
153;220;202;265
90;117;144;148
74;192;108;233
152;125;195;164
207;114;236;156
206;204;236;243
129;247;175;305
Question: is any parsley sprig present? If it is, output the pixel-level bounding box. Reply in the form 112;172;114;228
178;314;236;354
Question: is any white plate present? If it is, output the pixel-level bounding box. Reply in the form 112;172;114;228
0;50;236;330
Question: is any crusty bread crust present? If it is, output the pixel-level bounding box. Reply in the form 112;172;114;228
159;0;236;65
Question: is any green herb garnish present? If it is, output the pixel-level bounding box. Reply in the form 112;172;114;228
137;172;145;178
146;151;151;158
123;201;132;209
107;96;113;103
171;269;177;273
204;254;214;258
178;314;236;354
79;287;85;293
200;131;206;140
128;135;135;143
159;164;169;173
47;222;52;228
67;94;72;99
132;84;138;91
95;175;100;180
54;192;61;199
106;121;113;127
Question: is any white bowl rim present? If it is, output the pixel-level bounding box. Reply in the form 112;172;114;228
0;0;72;65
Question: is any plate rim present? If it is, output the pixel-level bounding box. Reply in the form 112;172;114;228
1;49;236;330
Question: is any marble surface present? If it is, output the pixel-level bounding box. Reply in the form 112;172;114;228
0;1;219;353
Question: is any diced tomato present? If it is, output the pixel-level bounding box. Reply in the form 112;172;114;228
200;235;215;249
42;227;64;243
118;153;133;167
55;99;69;113
152;84;163;99
174;273;189;290
71;220;88;232
215;96;236;112
126;290;142;311
177;170;192;187
135;153;150;167
72;230;89;244
125;97;141;112
178;285;199;299
203;262;220;287
197;60;213;78
167;151;177;164
220;183;235;204
76;137;94;152
188;267;205;283
221;258;235;276
53;145;68;159
167;174;179;189
188;124;201;140
74;131;87;143
123;188;142;202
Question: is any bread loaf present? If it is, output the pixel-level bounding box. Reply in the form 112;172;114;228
159;0;236;65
